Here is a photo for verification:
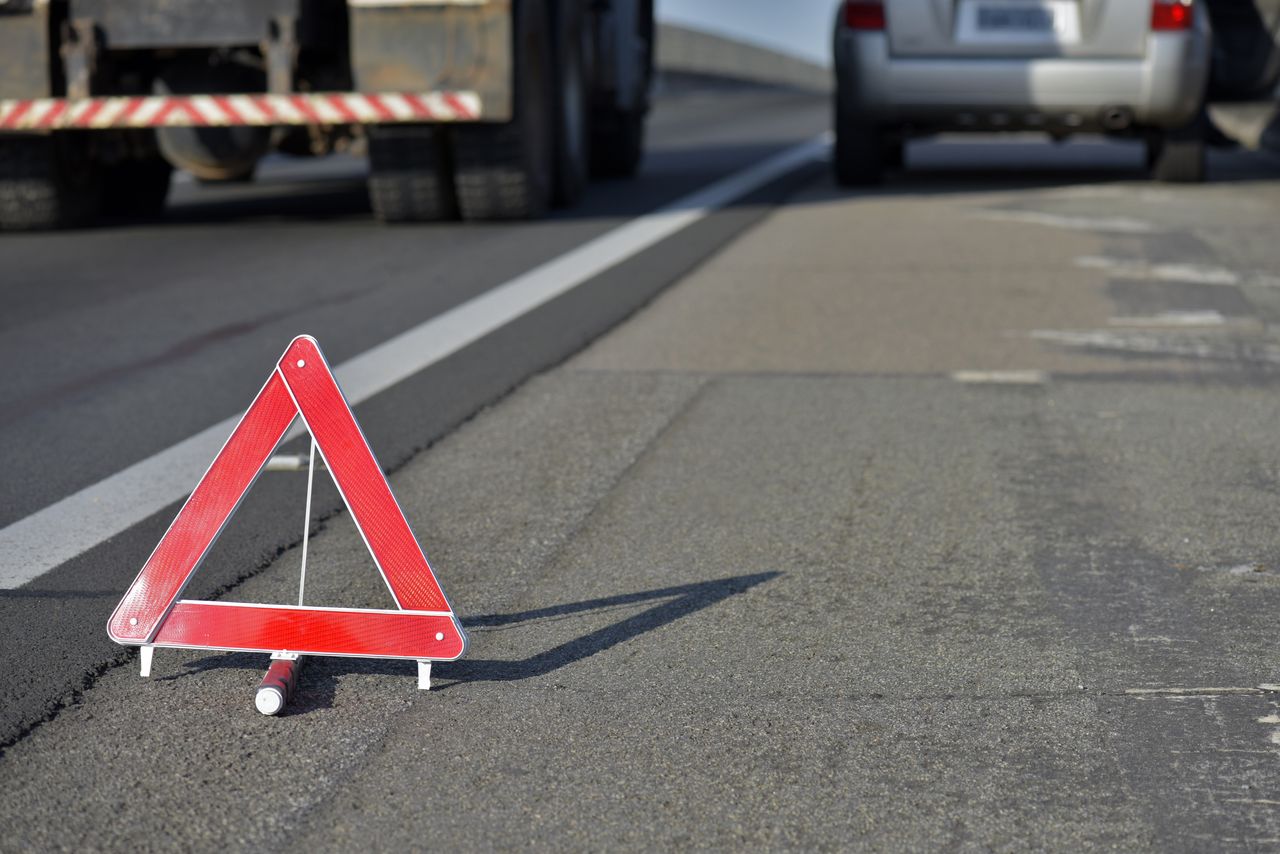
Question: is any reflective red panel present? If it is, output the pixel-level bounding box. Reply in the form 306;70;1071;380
1152;2;1193;30
108;336;460;661
845;1;886;30
155;603;465;660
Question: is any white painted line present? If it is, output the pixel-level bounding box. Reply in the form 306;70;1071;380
950;370;1048;385
976;209;1156;234
1107;311;1227;328
0;134;829;589
1030;328;1280;364
1124;687;1273;696
1030;328;1220;359
1075;256;1242;286
1076;255;1280;289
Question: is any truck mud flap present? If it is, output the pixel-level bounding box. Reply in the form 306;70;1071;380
350;0;512;122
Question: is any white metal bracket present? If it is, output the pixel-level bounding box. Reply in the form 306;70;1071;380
417;660;432;690
139;645;154;678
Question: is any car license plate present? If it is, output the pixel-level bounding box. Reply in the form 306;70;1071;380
978;6;1055;31
957;0;1081;44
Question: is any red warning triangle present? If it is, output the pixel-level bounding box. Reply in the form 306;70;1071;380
107;335;466;662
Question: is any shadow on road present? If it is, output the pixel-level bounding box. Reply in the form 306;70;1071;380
158;571;780;713
83;131;1280;230
823;139;1280;202
446;570;780;686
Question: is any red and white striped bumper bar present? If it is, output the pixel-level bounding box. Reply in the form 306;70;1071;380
0;91;482;131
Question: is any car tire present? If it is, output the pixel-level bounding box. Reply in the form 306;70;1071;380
834;100;884;186
453;0;554;220
0;133;102;230
882;137;905;172
368;124;456;223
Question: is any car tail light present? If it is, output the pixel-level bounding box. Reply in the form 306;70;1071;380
845;1;886;30
1151;0;1193;30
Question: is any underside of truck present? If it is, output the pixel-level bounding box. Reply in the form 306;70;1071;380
0;0;654;229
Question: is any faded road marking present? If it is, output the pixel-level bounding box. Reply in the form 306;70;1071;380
976;209;1156;234
1108;311;1228;328
951;370;1048;385
1077;256;1242;286
1077;255;1280;289
1030;329;1280;365
1125;687;1280;696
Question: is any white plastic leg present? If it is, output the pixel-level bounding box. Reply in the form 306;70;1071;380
417;660;432;691
139;645;154;678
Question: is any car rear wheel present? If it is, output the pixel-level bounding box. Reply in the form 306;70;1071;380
834;98;884;186
882;137;905;171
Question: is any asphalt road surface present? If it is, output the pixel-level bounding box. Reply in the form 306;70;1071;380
5;84;1280;850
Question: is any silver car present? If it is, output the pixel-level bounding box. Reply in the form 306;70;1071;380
833;0;1213;183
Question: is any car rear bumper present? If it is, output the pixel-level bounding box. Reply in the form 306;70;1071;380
835;31;1211;131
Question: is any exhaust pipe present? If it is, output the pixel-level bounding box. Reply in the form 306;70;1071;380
1100;106;1134;131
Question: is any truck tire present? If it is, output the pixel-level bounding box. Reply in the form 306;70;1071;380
453;0;555;220
588;106;644;179
103;155;173;219
834;98;884;186
0;133;102;230
154;61;270;183
588;0;652;179
552;0;590;206
368;125;455;223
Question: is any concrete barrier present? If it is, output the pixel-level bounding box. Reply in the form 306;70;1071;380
655;23;832;93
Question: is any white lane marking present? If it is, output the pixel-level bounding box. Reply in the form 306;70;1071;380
1030;329;1280;364
1107;311;1227;328
1047;185;1181;204
1076;256;1242;286
950;370;1048;385
975;209;1156;234
0;135;829;589
1076;255;1280;289
1125;687;1277;696
1196;563;1267;576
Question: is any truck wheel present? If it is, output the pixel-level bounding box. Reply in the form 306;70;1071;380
0;133;102;230
368;125;456;223
1147;132;1207;183
588;106;644;179
588;0;652;179
834;98;884;186
453;0;554;220
552;0;590;206
154;60;270;183
103;155;172;219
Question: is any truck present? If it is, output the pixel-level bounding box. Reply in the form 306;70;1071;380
0;0;654;229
